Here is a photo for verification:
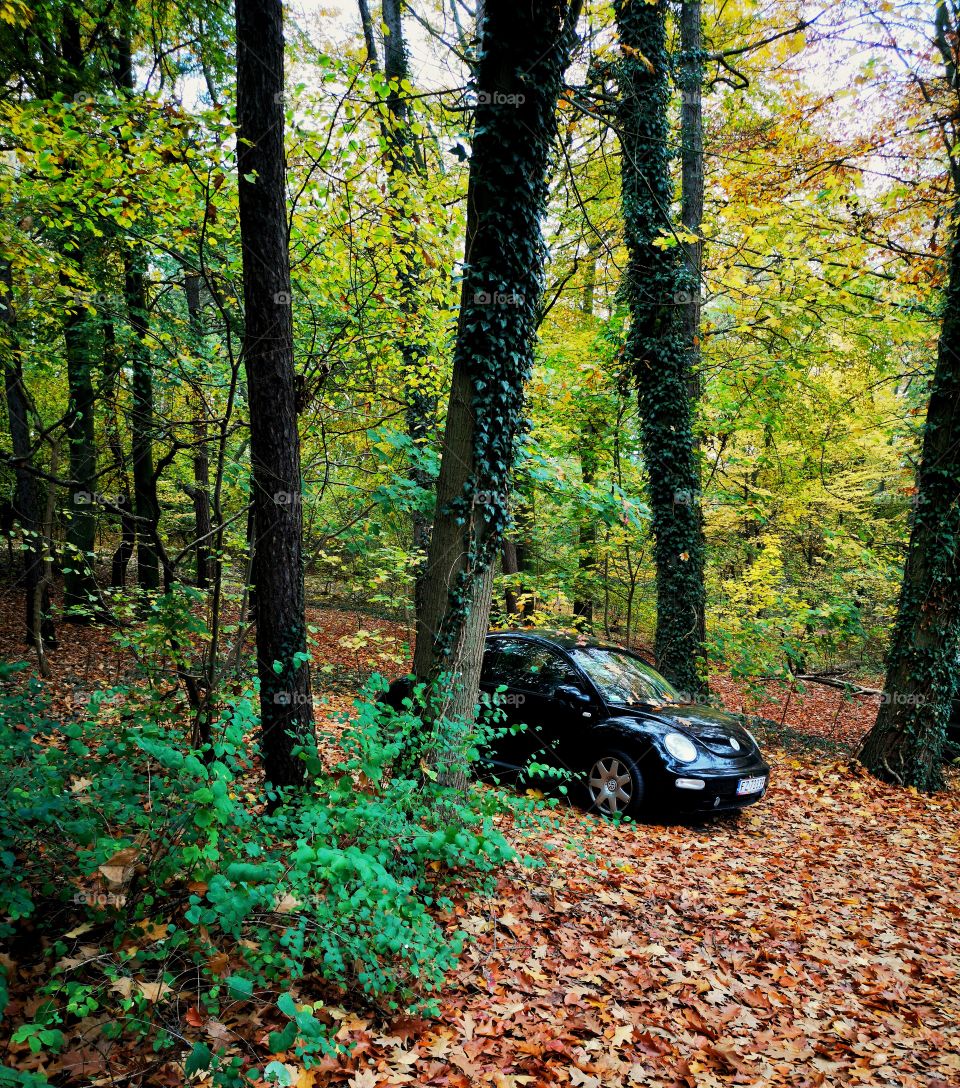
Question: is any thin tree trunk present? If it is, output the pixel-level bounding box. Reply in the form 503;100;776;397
59;15;99;619
123;252;161;592
573;249;600;625
356;0;381;71
185;274;212;588
60;262;99;618
0;259;55;647
34;440;60;677
502;497;535;617
412;0;581;782
380;0;435;617
101;316;135;587
615;0;707;695
858;209;960;792
236;0;315;789
677;0;707;657
114;30;160;593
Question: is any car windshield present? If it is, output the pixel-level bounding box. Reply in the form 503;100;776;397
570;649;682;706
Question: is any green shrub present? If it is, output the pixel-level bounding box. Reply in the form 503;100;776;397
0;659;514;1084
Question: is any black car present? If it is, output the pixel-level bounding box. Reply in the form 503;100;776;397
384;630;770;818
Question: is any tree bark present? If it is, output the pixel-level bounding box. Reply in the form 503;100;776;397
573;248;600;625
123;252;161;592
185;274;212;589
676;0;707;660
678;0;704;408
380;0;435;618
0;259;55;647
615;0;707;695
58;15;99;619
101;316;135;588
236;0;315;789
412;0;580;780
114;30;161;593
858;210;960;792
60;261;99;618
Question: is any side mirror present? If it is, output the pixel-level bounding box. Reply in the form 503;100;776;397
555;683;591;706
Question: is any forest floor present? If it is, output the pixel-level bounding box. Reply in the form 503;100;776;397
2;590;959;1087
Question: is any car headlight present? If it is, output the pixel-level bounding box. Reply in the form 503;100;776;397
664;732;697;763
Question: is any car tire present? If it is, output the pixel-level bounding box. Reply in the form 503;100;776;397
582;749;645;819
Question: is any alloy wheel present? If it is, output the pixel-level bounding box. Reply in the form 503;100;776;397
587;756;634;816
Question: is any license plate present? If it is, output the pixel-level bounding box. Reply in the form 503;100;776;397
737;775;766;796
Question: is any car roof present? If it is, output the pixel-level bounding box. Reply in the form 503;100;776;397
485;628;626;652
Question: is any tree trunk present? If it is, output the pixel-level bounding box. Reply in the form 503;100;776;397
380;0;435;618
858;211;960;792
677;0;707;658
677;0;704;408
101;316;135;588
236;0;315;789
573;433;598;625
114;30;161;593
185;274;212;589
412;0;580;779
502;497;534;617
123;252;161;592
0;259;55;647
60;262;99;618
615;0;707;695
58;15;99;619
573;249;600;625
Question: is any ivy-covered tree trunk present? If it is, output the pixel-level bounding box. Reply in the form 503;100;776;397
858;213;960;792
0;259;54;648
236;0;315;789
412;0;580;775
615;0;707;695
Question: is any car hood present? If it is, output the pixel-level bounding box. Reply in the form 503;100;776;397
608;700;758;752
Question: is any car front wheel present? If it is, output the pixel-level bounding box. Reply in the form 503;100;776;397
584;750;645;818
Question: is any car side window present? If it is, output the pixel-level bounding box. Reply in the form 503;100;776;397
484;639;578;695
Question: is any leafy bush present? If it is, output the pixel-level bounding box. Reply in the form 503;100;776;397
0;660;513;1084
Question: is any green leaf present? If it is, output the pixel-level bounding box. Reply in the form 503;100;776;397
226;975;254;1000
184;1042;212;1075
